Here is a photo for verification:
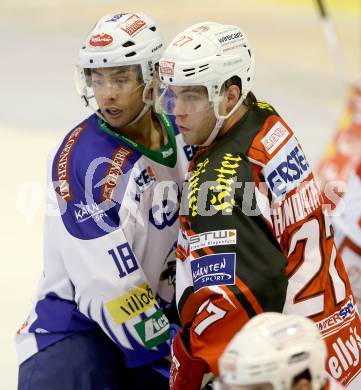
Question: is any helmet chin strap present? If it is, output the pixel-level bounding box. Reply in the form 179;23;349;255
127;81;152;126
199;92;247;147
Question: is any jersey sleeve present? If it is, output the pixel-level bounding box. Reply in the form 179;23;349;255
176;157;288;374
48;140;170;368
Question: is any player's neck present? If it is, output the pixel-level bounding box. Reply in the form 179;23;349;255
118;109;165;150
218;104;249;138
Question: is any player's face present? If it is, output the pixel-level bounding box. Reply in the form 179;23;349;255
155;84;217;145
91;66;145;130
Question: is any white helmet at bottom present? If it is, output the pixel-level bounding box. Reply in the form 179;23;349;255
214;312;327;390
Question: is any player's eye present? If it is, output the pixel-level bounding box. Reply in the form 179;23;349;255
92;78;103;86
116;78;128;85
183;94;200;102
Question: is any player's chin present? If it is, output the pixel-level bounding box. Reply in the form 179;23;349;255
181;132;198;146
105;116;128;131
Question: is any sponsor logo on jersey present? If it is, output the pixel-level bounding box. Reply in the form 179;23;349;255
187;157;209;217
189;230;237;251
159;60;175;76
134;309;169;349
211;153;242;213
190;253;236;291
271;178;321;236
74;201;106;223
89;33;113;47
264;137;311;198
261;121;290;154
133;166;156;201
327;325;361;382
102;146;133;201
162;147;174;158
105;282;156;325
339;299;355;320
134;166;156;189
105;13;128;22
187;153;242;217
56;124;87;201
120;14;146;37
316;296;356;334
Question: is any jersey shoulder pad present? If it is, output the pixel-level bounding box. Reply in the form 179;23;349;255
51;114;142;239
247;110;313;199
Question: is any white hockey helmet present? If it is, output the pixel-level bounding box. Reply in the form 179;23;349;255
156;22;255;145
214;313;327;390
76;12;164;125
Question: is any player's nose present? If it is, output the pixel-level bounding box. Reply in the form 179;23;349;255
100;82;118;102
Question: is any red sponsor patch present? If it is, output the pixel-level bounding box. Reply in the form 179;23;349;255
159;61;175;76
56;123;87;201
120;14;146;37
102;146;133;201
260;121;290;155
89;33;113;47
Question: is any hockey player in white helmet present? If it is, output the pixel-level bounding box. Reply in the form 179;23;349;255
155;22;255;147
215;313;343;390
16;12;195;390
157;22;361;390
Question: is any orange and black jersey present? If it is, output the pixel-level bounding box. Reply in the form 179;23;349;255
176;102;361;388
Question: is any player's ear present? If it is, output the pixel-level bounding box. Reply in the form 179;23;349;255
224;84;241;114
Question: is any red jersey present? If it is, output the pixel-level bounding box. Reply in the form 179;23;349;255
176;102;361;388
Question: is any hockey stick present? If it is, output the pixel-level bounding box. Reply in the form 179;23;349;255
314;0;349;85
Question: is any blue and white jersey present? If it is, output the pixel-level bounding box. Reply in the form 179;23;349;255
16;113;195;367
